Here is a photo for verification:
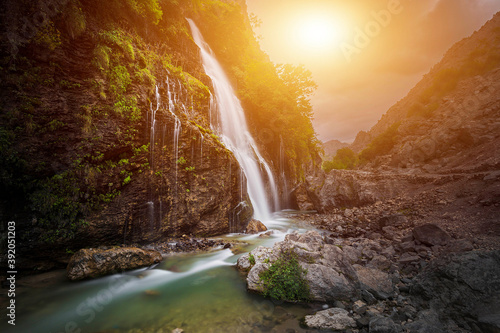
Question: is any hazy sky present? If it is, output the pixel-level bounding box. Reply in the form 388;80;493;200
246;0;500;142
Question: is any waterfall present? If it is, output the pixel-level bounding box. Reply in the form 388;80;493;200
279;136;289;208
187;19;279;221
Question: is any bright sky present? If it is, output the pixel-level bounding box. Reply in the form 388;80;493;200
246;0;500;142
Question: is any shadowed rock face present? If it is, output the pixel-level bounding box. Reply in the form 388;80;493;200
410;250;500;330
66;247;162;280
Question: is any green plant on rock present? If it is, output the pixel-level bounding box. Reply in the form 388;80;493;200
32;20;61;50
259;249;310;302
248;253;256;265
93;45;111;71
113;96;141;122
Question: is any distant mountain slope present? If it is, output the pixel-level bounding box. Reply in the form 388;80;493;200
350;12;500;172
322;139;349;160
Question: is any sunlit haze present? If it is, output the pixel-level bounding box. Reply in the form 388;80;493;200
246;0;500;142
293;14;348;50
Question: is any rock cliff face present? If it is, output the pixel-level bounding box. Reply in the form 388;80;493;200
0;0;253;269
350;12;500;172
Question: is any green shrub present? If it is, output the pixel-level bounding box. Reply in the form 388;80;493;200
113;96;141;122
322;147;358;172
109;65;131;97
259;249;310;302
359;122;400;163
125;0;163;25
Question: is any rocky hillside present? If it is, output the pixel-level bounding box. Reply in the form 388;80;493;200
350;12;500;172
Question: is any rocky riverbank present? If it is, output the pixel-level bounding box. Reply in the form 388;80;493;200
237;229;500;332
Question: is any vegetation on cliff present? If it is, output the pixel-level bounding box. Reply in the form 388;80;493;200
0;0;320;260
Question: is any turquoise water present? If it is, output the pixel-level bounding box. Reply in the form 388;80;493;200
4;212;324;333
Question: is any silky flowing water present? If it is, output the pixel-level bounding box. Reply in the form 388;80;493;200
5;212;325;333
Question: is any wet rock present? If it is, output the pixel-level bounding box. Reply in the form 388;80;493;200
258;231;274;238
245;219;268;234
67;247;162;280
412;224;451;246
304;308;356;330
144;289;160;296
354;265;394;300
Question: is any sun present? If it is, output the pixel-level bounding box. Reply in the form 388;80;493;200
294;15;347;50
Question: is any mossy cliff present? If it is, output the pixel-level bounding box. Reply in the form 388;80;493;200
0;0;261;270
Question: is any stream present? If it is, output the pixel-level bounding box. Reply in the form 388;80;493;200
5;211;326;333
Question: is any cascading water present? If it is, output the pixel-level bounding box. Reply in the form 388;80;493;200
279;135;289;208
187;19;279;221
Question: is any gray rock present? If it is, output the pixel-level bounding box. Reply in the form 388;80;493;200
353;300;368;315
362;290;377;305
477;313;500;333
378;215;408;229
412;224;451;246
398;253;420;264
369;316;400;333
354;265;394;300
243;231;360;302
400;241;416;252
404;309;444;333
304;308;356;330
247;263;270;292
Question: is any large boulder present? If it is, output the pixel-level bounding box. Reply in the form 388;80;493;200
304;308;356;330
354;265;395;300
290;184;316;211
412;223;451;246
245;219;267;234
237;231;360;302
67;247;163;280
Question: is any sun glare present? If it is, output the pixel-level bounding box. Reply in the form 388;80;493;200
294;16;346;50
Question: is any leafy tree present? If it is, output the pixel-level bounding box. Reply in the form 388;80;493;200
359;122;400;163
322;147;357;172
